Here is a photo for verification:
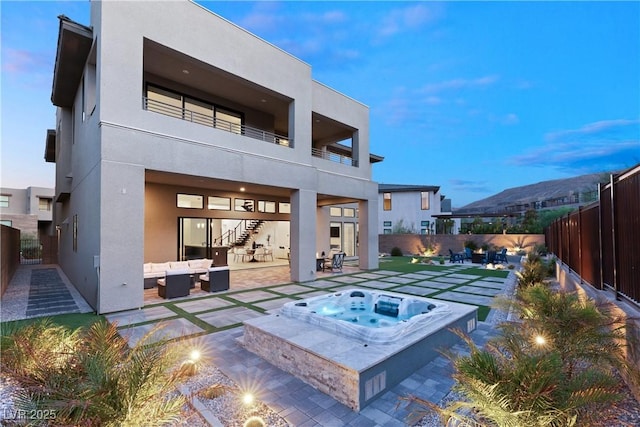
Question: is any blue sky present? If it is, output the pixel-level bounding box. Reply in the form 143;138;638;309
2;1;639;207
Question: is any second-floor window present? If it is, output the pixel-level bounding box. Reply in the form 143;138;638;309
421;192;430;210
146;84;243;133
39;198;52;211
383;192;391;211
0;195;9;208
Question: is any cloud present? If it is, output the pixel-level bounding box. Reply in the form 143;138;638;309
421;75;500;94
502;113;520;125
510;119;640;173
378;4;443;37
2;48;50;74
449;179;492;194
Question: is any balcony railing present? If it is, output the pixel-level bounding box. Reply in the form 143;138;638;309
311;148;357;166
143;97;291;147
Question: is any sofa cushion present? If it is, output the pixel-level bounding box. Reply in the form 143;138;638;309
143;263;152;273
167;268;191;276
150;262;171;273
189;258;213;270
144;271;164;279
169;261;190;270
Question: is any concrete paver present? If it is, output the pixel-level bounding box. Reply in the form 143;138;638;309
2;263;514;427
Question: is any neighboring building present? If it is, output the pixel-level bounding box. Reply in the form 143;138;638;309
0;187;54;237
45;0;380;314
378;184;459;235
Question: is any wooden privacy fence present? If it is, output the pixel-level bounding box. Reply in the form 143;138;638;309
545;164;640;307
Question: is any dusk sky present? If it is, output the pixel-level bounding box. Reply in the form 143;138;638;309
2;1;639;207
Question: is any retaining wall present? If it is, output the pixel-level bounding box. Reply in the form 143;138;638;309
379;234;545;256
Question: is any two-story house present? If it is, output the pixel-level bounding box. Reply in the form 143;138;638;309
379;184;459;235
0;187;54;237
45;0;380;314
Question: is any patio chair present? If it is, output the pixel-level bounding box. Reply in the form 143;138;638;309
449;249;464;263
263;247;274;262
482;250;497;265
254;247;266;261
157;269;191;299
324;252;345;272
464;247;473;262
495;248;508;264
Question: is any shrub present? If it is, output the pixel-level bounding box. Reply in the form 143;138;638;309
390;247;403;256
1;319;186;426
463;240;478;251
516;253;548;288
403;286;629;426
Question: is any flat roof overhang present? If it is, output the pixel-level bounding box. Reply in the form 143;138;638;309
45;129;56;162
145;170;364;207
51;16;93;108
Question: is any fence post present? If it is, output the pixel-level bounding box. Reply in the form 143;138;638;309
578;206;583;284
609;173;619;300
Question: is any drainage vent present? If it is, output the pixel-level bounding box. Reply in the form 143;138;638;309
467;318;476;333
364;371;386;401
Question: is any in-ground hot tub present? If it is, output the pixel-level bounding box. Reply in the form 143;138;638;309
280;289;451;344
243;289;478;411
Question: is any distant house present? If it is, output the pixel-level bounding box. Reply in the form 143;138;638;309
378;184;459;235
0;187;54;237
45;1;381;314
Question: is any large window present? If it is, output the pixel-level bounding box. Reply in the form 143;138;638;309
421;192;430;210
0;220;12;227
146;84;243;133
147;85;182;119
215;107;242;134
383;192;392;211
0;195;9;208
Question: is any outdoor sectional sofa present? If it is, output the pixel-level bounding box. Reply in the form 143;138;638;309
143;258;213;289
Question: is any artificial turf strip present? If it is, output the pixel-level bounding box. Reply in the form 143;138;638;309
165;304;218;333
0;312;105;331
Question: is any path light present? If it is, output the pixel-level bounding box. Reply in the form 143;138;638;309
534;334;547;346
243;416;265;427
242;392;254;405
189;349;201;362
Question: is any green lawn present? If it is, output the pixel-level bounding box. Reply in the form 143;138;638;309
1;312;105;333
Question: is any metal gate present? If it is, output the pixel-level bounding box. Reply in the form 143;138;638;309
20;238;42;265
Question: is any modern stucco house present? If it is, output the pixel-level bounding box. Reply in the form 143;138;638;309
45;0;380;314
0;187;54;237
378;184;459;235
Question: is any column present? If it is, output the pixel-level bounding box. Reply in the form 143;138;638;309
290;189;317;282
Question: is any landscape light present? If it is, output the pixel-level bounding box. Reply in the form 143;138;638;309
189;349;201;362
242;392;254;405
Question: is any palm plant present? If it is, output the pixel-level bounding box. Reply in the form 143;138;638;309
403;285;628;426
508;284;628;378
1;319;186;426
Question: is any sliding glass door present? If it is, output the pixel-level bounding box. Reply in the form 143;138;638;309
178;218;209;261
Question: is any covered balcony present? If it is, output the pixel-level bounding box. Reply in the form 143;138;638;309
143;38;293;147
